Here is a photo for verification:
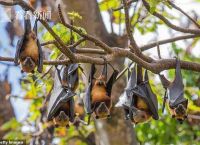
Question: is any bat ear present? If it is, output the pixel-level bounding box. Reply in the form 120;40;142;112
84;64;95;115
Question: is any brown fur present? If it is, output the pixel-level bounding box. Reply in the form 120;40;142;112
132;95;151;124
19;31;39;73
91;75;112;118
53;102;70;127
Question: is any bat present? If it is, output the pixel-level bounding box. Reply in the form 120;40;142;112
47;65;76;128
73;96;86;127
159;58;188;123
116;64;159;125
14;11;43;73
84;63;118;122
74;96;85;118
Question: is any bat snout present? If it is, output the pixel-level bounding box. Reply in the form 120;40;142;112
23;57;35;67
58;111;69;121
96;80;106;86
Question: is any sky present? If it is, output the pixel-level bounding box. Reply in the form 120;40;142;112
0;0;200;121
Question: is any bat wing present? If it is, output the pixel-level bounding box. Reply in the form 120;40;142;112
68;64;79;89
37;39;43;73
14;37;25;65
33;19;43;73
143;70;159;120
47;66;76;120
84;64;96;114
106;69;119;97
69;97;75;122
125;65;137;96
168;58;187;107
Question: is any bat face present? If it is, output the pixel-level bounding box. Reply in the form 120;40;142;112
131;110;151;125
94;102;111;119
53;111;70;127
75;103;85;117
170;104;187;123
20;57;36;73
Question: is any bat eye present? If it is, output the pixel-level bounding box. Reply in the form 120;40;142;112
141;114;146;119
96;116;99;119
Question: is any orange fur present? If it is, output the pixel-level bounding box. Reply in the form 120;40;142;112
19;31;39;72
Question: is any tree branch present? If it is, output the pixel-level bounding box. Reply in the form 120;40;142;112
122;0;139;53
142;0;200;35
58;4;113;53
140;34;200;51
168;1;200;29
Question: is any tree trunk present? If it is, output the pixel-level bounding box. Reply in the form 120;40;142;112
62;0;137;144
0;78;14;138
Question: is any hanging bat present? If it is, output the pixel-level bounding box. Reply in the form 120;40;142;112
47;66;76;128
116;64;159;125
84;63;118;121
14;11;43;73
74;96;85;118
159;58;188;123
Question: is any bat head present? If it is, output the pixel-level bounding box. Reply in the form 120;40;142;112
75;103;85;117
132;110;151;125
21;57;36;73
53;111;70;127
94;102;110;119
173;104;187;123
94;75;106;87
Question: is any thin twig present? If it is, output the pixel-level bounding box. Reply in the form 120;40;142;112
168;1;200;29
122;0;139;53
142;0;200;35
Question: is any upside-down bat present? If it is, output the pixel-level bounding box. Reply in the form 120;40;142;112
159;58;188;123
14;11;43;73
84;63;118;121
116;64;159;125
47;65;76;128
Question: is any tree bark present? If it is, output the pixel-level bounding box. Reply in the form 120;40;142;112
0;78;14;138
62;0;137;145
